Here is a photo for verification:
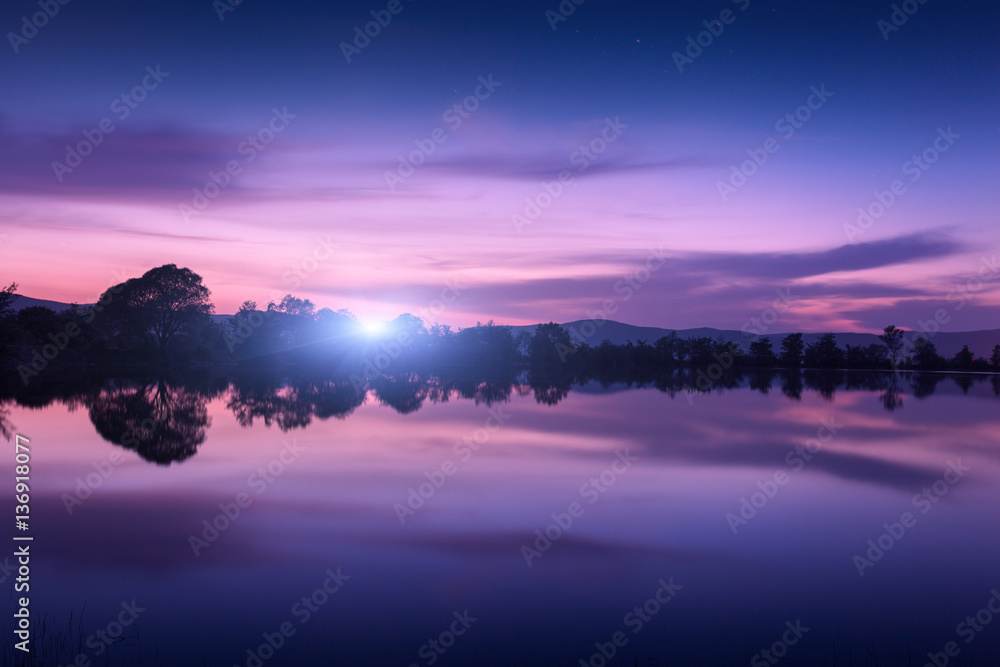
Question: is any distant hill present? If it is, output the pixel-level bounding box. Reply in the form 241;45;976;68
11;295;232;325
9;296;998;359
510;321;1000;359
10;295;79;312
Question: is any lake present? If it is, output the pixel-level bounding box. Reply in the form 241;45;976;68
3;370;1000;666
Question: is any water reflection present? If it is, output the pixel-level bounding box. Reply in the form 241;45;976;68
1;370;997;466
2;366;999;666
85;378;215;464
227;373;365;430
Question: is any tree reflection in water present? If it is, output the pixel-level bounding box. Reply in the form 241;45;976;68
86;379;212;464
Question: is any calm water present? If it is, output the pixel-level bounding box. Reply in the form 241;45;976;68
3;371;1000;666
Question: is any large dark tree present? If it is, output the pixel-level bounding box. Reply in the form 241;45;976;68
98;265;214;357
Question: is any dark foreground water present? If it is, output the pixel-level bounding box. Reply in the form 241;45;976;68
3;371;1000;666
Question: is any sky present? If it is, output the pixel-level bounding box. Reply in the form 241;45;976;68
0;0;998;332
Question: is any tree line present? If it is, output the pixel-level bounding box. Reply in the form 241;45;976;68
2;265;999;385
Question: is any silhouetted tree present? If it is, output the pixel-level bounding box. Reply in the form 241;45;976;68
529;322;574;366
14;306;63;342
269;294;316;317
0;283;19;363
990;345;1000;371
630;339;658;368
804;333;844;369
778;333;804;368
451;321;518;370
844;343;888;370
98;265;214;358
879;325;905;367
748;337;776;367
386;313;427;337
912;338;944;370
951;345;976;371
0;282;17;319
654;332;681;366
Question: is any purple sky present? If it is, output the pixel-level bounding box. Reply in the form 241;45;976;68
1;0;998;332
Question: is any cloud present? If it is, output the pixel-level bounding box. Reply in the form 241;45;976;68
0;119;241;199
414;153;718;180
297;233;964;327
677;232;964;280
